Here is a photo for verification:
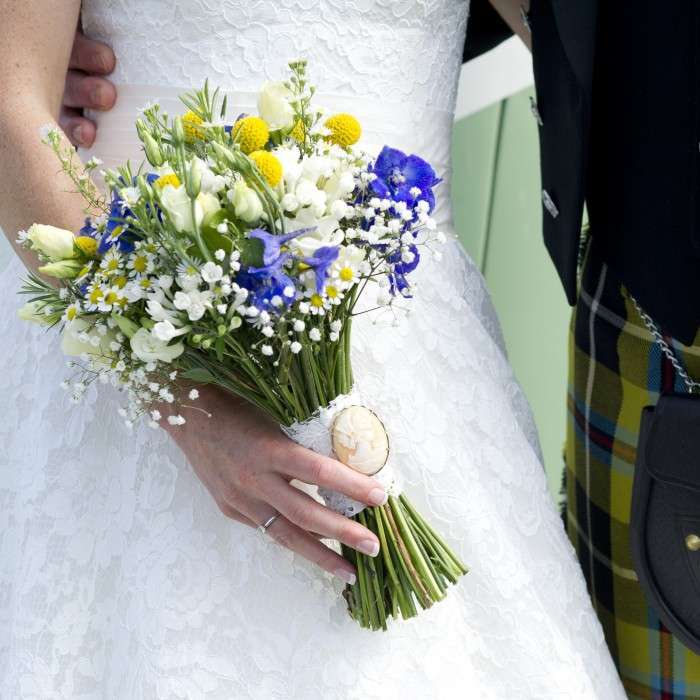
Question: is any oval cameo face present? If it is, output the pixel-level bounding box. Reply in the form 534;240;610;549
331;405;389;476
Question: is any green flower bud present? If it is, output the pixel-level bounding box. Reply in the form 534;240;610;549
143;133;164;167
185;160;202;198
37;259;83;279
172;116;185;145
191;334;203;345
217;324;227;336
201;338;213;349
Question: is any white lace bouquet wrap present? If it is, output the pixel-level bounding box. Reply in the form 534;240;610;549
17;61;467;630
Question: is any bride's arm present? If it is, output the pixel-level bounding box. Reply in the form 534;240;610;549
0;0;87;269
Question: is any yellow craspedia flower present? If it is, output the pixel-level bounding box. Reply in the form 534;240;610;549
289;119;305;143
324;113;361;147
249;150;283;187
74;236;98;258
155;173;181;190
182;111;205;142
232;116;270;154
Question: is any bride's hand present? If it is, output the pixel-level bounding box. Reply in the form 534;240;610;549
164;386;387;584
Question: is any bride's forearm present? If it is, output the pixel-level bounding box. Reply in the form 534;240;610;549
0;113;89;271
0;0;85;274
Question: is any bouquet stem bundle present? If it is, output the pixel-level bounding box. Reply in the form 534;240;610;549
344;497;468;630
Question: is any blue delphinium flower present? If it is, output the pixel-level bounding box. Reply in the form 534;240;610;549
388;244;420;296
302;246;340;293
239;227;315;309
248;227;313;266
238;255;297;308
369;146;441;213
98;173;160;255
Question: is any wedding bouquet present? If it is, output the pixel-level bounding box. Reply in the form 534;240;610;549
17;61;467;630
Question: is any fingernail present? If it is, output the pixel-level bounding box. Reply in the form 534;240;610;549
334;569;356;586
358;539;380;557
368;488;387;506
91;85;104;106
72;125;84;145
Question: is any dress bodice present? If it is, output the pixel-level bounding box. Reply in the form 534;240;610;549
81;1;469;113
80;0;470;228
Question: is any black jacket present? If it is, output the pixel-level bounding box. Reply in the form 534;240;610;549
467;0;700;344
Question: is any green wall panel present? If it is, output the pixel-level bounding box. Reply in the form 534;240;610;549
452;88;570;496
451;101;503;269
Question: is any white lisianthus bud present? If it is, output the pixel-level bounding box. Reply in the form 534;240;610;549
130;327;185;363
290;341;302;354
293;320;305;332
17;300;53;325
27;224;76;261
159;185;221;233
309;327;321;342
228;180;264;223
38;259;83;279
152;319;189;342
257;81;295;131
261;344;274;356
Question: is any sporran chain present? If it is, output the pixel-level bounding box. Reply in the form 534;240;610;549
630;295;700;394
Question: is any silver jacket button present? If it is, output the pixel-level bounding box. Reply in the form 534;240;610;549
529;96;543;126
520;5;532;33
542;190;559;219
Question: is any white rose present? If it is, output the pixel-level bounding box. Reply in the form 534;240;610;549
289;216;344;257
257;81;295;131
159;185;221;233
27;224;76;261
130;327;184;363
228;180;263;223
198;192;221;220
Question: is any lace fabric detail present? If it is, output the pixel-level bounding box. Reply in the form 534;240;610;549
0;1;625;698
81;0;468;114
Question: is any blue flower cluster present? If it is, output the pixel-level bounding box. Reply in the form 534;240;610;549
237;227;340;309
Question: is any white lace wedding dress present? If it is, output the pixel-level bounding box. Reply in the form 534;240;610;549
0;1;625;698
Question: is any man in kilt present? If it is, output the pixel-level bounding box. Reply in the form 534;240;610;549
468;1;700;697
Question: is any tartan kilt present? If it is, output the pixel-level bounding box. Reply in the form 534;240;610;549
566;241;700;699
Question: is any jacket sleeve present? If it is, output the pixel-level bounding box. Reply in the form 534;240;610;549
463;0;514;63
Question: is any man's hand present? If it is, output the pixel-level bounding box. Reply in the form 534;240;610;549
60;30;117;148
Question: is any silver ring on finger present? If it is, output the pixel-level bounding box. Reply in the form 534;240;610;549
258;512;280;538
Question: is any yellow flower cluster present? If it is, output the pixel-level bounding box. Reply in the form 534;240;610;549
155;173;181;190
233;116;270;154
182;111;205;142
249;150;283;187
324;113;361;147
289;119;305;143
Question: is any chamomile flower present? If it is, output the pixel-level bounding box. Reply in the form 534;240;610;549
100;248;123;275
127;249;154;276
